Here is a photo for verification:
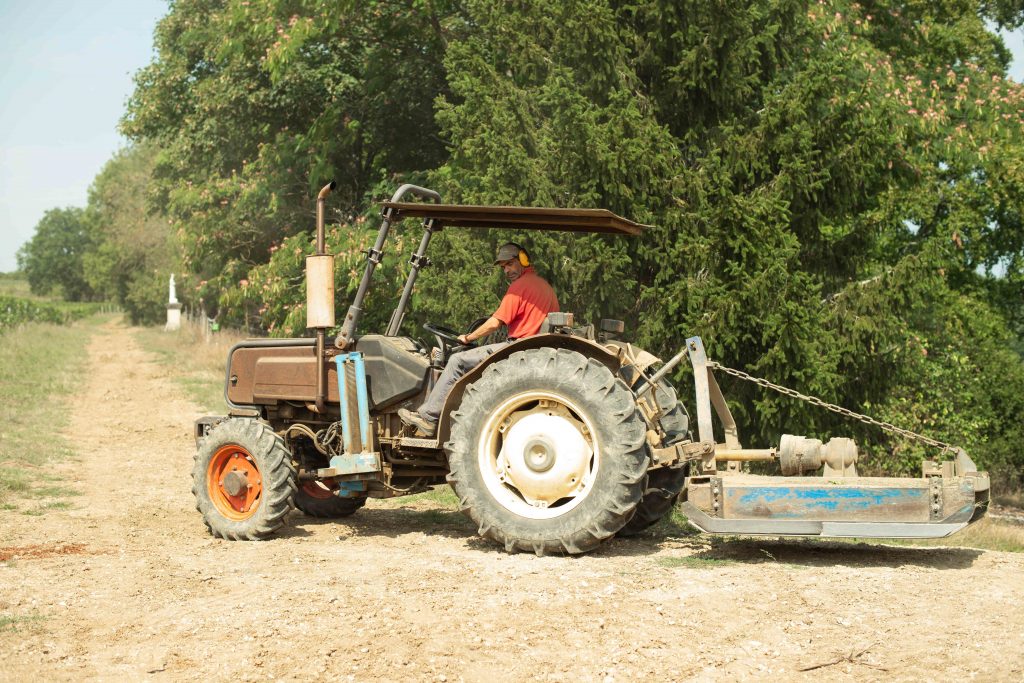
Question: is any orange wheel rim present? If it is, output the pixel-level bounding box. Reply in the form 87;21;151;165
207;444;262;520
301;478;337;500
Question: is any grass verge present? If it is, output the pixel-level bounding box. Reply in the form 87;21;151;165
880;516;1024;553
0;275;34;298
369;487;472;527
133;318;249;413
0;315;106;513
994;491;1024;508
373;487;460;509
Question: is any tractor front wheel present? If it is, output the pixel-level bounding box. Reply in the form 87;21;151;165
446;348;649;555
192;418;296;540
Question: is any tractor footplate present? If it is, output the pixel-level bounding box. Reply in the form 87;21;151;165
398;436;441;449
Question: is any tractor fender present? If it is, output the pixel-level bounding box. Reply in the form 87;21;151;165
435;334;621;443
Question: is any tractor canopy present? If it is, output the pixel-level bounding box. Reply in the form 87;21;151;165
380;202;647;236
335;184;648;347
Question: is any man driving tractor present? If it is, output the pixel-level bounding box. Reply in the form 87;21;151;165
398;242;559;436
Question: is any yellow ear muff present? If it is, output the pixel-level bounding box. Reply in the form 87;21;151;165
518;249;530;267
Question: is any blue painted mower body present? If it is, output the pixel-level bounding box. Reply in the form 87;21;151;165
676;337;989;539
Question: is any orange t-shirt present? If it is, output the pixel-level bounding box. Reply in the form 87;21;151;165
493;267;560;339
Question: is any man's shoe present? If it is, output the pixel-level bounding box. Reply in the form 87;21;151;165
397;408;437;437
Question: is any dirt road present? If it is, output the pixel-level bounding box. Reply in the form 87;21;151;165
1;319;1022;682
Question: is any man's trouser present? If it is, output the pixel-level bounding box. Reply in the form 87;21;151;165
418;341;510;422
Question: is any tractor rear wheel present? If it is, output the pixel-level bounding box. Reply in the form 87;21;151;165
616;464;689;537
294;480;367;518
446;348;648;555
192;418;297;540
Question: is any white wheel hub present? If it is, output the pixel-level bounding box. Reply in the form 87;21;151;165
478;392;600;520
498;413;592;507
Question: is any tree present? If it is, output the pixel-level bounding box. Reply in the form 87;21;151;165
426;0;1024;486
121;0;458;324
118;0;1024;486
83;143;178;325
16;207;96;301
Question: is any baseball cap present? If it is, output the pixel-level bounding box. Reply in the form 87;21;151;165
494;243;520;264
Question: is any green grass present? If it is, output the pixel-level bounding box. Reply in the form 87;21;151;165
0;613;46;632
656;555;736;569
0;467;30;494
877;516;1024;553
374;486;460;508
660;507;702;536
22;501;74;516
25;485;81;499
0;276;34;298
133;319;248;413
0;315;104;511
368;487;475;527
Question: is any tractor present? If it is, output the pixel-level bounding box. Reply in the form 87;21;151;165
192;183;990;555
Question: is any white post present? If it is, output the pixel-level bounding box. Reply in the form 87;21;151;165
165;273;182;331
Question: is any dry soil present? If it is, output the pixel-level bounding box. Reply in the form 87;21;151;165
1;319;1022;682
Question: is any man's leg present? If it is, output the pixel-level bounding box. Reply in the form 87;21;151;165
417;344;498;422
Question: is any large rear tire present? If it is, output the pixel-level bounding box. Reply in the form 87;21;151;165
616;464;688;537
192;418;297;540
446;348;649;555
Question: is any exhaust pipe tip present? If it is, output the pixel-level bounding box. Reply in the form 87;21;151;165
318;180;336;199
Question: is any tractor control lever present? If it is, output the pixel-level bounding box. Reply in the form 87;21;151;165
635;344;690;398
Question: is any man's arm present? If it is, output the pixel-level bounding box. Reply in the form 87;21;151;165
457;316;503;345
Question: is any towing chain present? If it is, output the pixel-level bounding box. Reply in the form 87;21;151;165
706;361;959;453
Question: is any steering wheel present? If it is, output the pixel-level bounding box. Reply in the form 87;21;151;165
422;322;462;346
423;323;476;362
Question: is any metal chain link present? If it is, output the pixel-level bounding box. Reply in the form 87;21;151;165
706;361;959;453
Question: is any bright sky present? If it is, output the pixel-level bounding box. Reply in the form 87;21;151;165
0;5;1022;273
0;0;166;272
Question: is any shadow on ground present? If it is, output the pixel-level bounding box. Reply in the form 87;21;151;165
621;516;985;569
278;504;475;543
274;500;983;569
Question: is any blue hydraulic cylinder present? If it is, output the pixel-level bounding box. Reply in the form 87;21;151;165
334;352;373;455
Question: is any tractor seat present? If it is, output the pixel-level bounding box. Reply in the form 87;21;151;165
539;312;574;334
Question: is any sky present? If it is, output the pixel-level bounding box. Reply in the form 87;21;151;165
0;0;167;272
0;4;1022;273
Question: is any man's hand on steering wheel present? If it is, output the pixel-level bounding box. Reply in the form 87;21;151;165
423;322;476;359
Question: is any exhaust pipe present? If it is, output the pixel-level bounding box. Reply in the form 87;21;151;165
308;181;336;413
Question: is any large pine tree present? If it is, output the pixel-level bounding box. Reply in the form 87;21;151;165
113;0;1024;486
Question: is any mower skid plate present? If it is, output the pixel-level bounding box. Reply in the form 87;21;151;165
682;473;989;539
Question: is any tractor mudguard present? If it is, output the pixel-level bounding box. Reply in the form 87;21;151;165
434;334;620;443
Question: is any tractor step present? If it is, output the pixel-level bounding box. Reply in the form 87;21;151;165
398;436;441;449
682;473;988;539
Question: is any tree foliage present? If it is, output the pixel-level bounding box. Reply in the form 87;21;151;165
17;0;1024;487
83;143;179;324
423;0;1024;487
121;0;455;319
16;207;96;301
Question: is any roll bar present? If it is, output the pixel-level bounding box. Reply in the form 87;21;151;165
334;184;441;349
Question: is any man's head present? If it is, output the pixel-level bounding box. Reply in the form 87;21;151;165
494;242;530;281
